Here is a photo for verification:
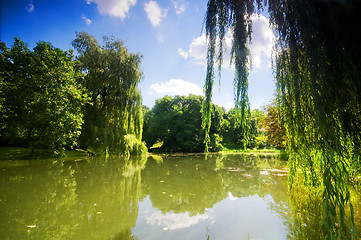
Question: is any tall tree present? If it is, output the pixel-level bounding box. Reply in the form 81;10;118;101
72;32;145;155
203;0;361;237
262;102;286;149
0;38;87;154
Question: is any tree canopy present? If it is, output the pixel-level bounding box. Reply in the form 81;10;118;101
142;94;269;153
143;95;224;152
72;32;146;155
262;102;286;149
0;33;147;157
204;0;361;237
0;38;87;155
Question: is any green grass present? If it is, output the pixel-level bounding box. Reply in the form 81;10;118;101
220;148;280;154
219;148;289;160
0;146;89;168
148;148;289;161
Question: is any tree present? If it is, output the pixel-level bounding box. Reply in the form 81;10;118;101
263;103;286;149
143;95;224;153
144;94;266;152
220;108;261;149
0;39;32;147
143;95;173;150
221;108;245;148
72;32;145;155
0;38;87;154
250;108;265;131
203;0;361;237
248;108;267;149
143;95;205;152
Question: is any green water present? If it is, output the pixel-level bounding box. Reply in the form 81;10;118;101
0;153;340;239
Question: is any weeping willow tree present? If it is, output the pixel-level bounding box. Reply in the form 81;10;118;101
203;0;361;238
72;32;146;156
202;0;253;151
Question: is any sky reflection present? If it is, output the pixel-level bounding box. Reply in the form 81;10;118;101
133;193;287;240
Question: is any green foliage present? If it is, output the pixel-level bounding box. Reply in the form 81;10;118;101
143;95;226;153
221;108;263;150
72;32;145;155
144;95;206;152
262;102;287;149
221;108;246;148
271;1;361;237
203;0;253;151
204;0;361;237
143;95;265;153
119;134;147;158
1;34;146;157
0;38;87;155
248;109;269;149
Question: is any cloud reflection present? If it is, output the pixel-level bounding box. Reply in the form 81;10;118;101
145;209;210;230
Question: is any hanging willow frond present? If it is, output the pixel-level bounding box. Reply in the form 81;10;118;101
202;0;256;151
204;0;361;237
202;0;217;152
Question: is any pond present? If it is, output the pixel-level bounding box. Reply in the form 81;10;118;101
0;153;353;239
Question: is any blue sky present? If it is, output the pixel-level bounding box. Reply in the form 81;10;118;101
1;0;276;110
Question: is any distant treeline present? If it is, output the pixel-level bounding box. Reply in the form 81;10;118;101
142;94;286;153
0;32;146;156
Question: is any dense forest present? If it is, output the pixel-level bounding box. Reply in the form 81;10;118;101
0;32;146;156
203;0;361;238
142;94;285;152
0;33;286;156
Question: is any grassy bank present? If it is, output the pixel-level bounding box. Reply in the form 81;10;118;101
220;148;289;160
0;146;289;164
148;148;289;161
0;146;88;162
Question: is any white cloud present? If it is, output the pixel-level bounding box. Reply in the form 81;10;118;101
149;79;203;96
248;14;275;69
144;1;167;27
222;102;234;111
157;34;165;43
25;1;34;12
177;48;188;59
146;210;210;230
186;35;208;62
178;14;275;70
228;192;237;201
177;34;208;66
173;0;187;15
178;33;233;68
82;16;92;25
87;0;137;19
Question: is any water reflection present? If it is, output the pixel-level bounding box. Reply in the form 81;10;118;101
1;153;357;239
0;156;146;240
142;154;289;216
0;160;79;239
135;154;290;239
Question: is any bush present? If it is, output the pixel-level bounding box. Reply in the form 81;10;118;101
119;134;147;158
